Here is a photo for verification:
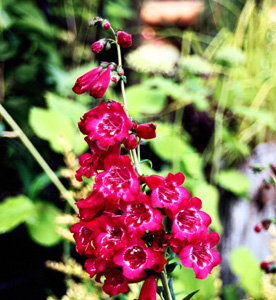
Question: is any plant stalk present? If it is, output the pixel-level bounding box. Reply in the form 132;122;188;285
160;271;173;300
0;104;78;213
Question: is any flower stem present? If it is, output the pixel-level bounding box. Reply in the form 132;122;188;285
0;104;78;213
160;271;173;300
111;27;142;176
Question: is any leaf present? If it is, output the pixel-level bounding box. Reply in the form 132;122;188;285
29;107;86;155
28;173;51;199
125;85;166;118
25;202;61;247
215;169;250;197
46;92;89;125
191;182;222;233
166;262;180;274
0;195;35;234
230;247;262;298
140;159;153;168
182;289;200;300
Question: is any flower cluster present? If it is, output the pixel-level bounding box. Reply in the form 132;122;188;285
70;17;221;298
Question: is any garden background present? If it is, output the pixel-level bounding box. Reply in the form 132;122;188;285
1;0;276;299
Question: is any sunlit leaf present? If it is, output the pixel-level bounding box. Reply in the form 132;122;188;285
0;195;35;234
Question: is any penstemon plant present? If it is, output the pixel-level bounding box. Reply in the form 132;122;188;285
70;17;221;300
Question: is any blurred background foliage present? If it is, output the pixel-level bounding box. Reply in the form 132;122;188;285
1;0;276;299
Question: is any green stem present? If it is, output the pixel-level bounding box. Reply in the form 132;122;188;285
111;27;142;176
160;272;173;300
0;104;78;213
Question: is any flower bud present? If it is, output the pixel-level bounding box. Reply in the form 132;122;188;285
254;223;262;233
91;39;107;53
136;123;157;140
261;219;271;230
111;73;120;83
105;41;112;51
117;31;132;48
102;19;111;30
124;135;138;150
117;66;124;76
88;16;103;27
260;261;275;273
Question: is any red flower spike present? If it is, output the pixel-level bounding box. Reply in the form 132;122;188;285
102;268;129;296
124;135;138;150
94;155;140;203
113;238;166;281
72;66;103;95
91;39;107;53
136;123;157;140
75;139;121;182
117;31;132;48
146;172;190;212
120;193;164;237
169;197;211;241
78;101;134;149
138;275;157;300
90;65;112;99
178;231;221;279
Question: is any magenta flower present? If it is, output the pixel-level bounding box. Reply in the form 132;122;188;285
84;256;115;279
138;275;157;300
94;155;140;203
178;231;221;279
117;31;132;48
102;268;129;296
120;193;164;237
75;138;121;182
70;222;95;256
78;101;134;149
168;197;211;241
76;190;106;221
91;38;107;53
113;237;166;281
92;215;129;259
90;65;112;98
145;172;190;211
72;66;103;94
136;123;157;140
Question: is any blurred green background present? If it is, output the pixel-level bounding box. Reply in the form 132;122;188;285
1;0;276;299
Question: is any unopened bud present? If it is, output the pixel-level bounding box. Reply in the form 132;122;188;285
91;38;107;54
111;73;120;83
117;31;132;48
117;66;124;76
261;219;271;230
136;123;157;140
88;16;103;27
124;135;138;150
105;41;112;51
254;223;262;233
102;19;111;30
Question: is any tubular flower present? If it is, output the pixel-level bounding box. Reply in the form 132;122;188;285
94;155;140;203
168;197;211;241
78;101;134;150
136;123;157;140
120;193;164;237
113;237;166;281
75;139;121;182
90;65;112;98
102;268;129;296
138;275;157;300
145;172;190;212
72;66;103;95
178;231;221;279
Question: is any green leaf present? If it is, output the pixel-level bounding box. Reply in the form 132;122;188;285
215;169;250;197
29;107;86;155
125;85;166;118
182;289;200;300
191;182;222;233
150;122;191;162
230;247;262;298
166;262;180;274
46;92;89;125
26;202;61;247
140;159;153;168
28;173;51;199
0;195;35;234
